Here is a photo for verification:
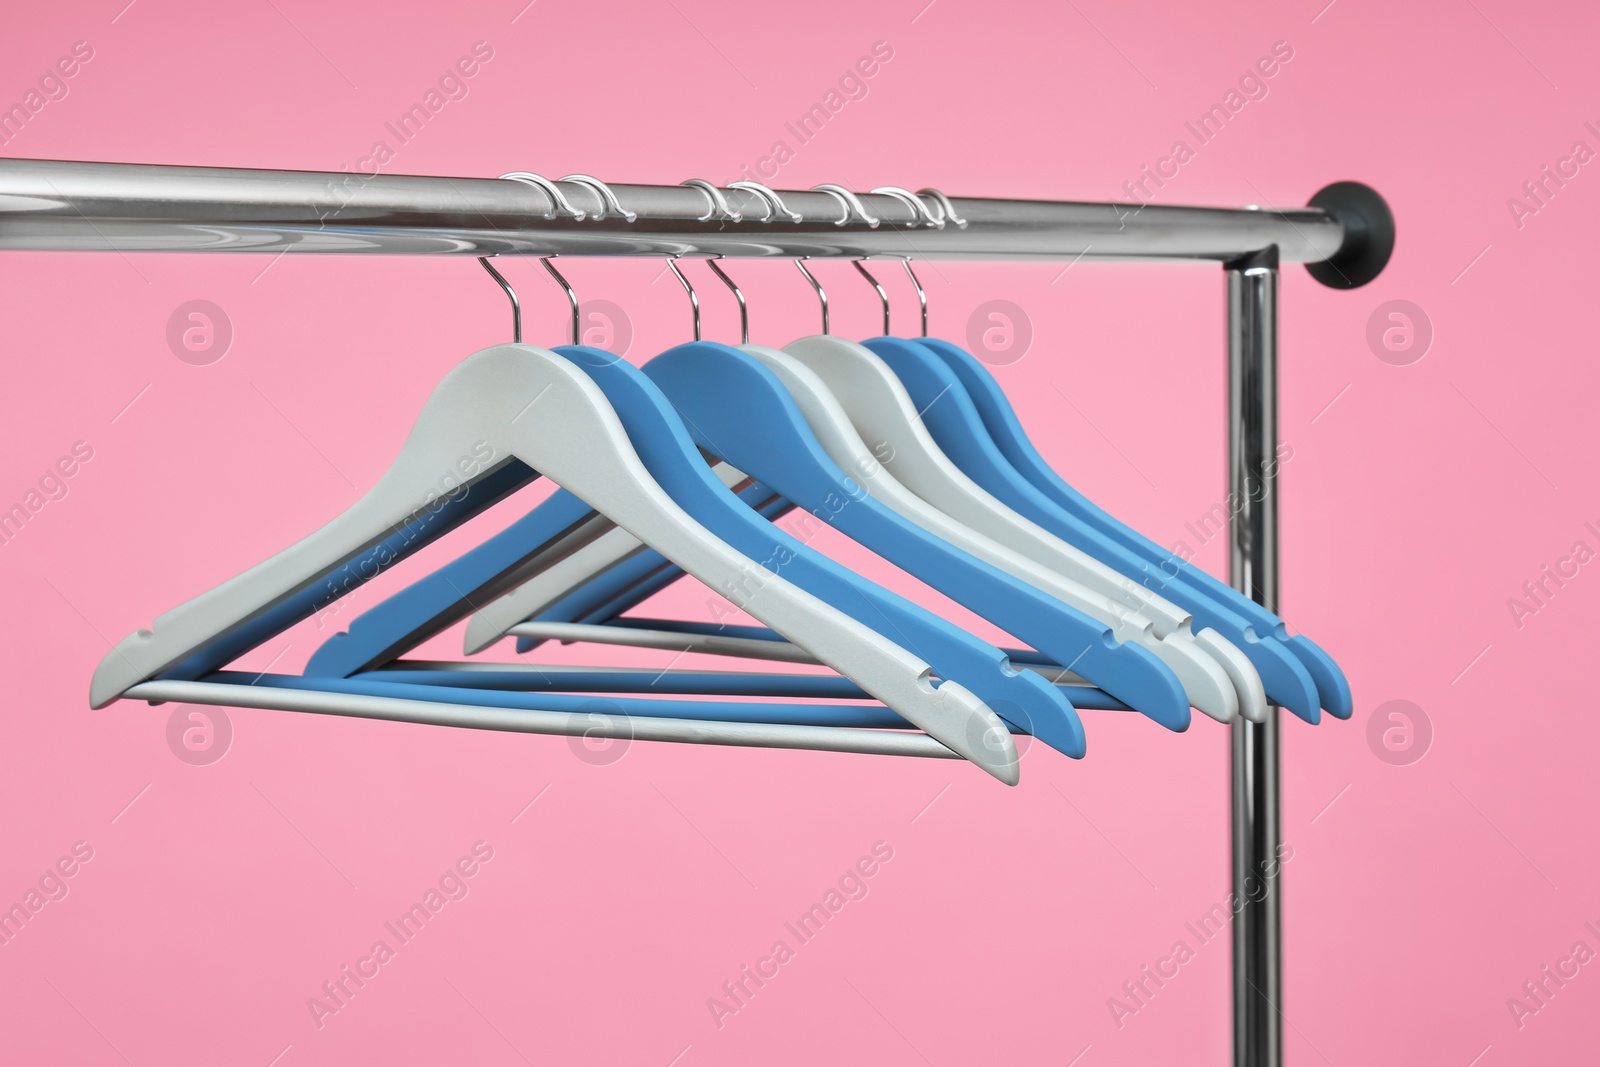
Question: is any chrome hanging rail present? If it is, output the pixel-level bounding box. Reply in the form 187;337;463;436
0;159;1389;281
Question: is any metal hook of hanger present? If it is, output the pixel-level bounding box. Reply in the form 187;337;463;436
680;179;743;224
917;187;968;229
541;256;579;346
853;260;890;336
666;256;701;341
557;174;637;222
478;256;522;343
872;186;943;229
706;258;748;344
794;258;828;335
901;258;928;337
810;184;879;228
499;171;587;221
728;180;802;223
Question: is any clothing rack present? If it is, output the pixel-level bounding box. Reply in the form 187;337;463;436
0;157;1393;1067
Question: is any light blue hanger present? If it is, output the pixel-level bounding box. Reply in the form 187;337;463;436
862;332;1320;724
641;337;1189;732
546;341;1096;757
911;333;1351;720
872;249;1345;719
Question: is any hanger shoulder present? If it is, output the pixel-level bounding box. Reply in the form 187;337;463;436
92;346;556;708
902;337;1320;723
917;335;1344;720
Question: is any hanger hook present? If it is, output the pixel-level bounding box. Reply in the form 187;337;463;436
541;256;579;346
706;258;748;345
901;258;928;337
478;257;522;344
728;180;802;223
794;258;828;335
852;260;890;336
810;184;879;228
498;171;586;221
680;179;743;224
871;187;943;229
917;187;968;229
557;174;637;222
666;256;701;341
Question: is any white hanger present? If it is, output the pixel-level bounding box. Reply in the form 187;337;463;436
783;333;1264;724
91;343;1019;782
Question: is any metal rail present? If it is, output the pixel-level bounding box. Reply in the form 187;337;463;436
1228;247;1284;1067
0;158;1350;263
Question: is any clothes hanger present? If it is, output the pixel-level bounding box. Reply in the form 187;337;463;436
533;249;1094;758
871;246;1335;719
552;339;1094;759
776;236;1250;724
793;190;1269;725
854;289;1306;728
291;241;1084;767
94;254;1021;781
658;256;1192;722
903;320;1350;719
632;267;1189;733
839;248;1325;726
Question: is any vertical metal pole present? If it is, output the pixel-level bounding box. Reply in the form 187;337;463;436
1227;247;1282;1067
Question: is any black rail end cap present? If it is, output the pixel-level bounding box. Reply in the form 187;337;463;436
1305;181;1394;289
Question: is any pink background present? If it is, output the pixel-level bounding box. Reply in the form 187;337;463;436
2;0;1596;1063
